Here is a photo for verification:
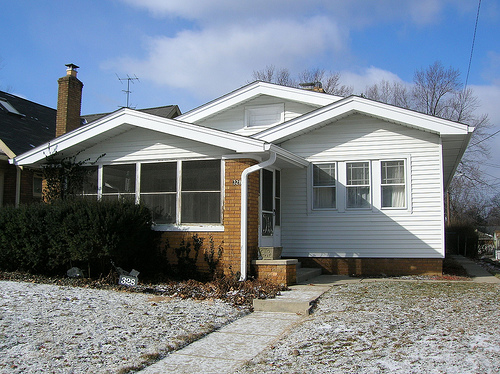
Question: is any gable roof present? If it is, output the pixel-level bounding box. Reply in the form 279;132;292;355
178;81;342;123
253;95;473;142
252;95;473;190
12;108;308;168
0;91;57;158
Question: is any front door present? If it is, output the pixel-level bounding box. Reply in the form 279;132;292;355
259;168;281;247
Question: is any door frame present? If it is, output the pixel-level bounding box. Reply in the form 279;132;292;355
259;168;281;247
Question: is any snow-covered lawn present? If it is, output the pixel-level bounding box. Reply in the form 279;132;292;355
237;281;500;374
2;279;499;373
0;281;247;373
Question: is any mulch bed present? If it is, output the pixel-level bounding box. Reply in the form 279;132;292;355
0;270;288;308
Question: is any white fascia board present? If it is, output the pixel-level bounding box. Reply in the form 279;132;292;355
178;81;341;123
12;108;269;166
255;96;472;143
267;144;309;167
12;109;131;165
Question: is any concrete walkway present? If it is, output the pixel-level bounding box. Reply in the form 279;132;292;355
448;255;500;283
140;256;499;373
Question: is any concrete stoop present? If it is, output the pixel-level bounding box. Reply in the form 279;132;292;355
296;266;322;284
253;284;331;315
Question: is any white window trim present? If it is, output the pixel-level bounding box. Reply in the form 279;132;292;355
311;162;338;211
244;103;285;128
309;156;412;215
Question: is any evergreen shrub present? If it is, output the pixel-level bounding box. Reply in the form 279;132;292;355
0;199;159;277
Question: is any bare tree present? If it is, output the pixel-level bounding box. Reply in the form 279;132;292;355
252;65;295;87
252;66;353;97
364;61;494;227
412;61;462;117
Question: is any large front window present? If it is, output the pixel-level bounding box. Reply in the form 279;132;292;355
103;164;136;201
140;162;177;224
181;160;221;224
82;160;222;226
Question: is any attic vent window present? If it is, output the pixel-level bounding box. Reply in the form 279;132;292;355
0;99;23;116
245;103;284;128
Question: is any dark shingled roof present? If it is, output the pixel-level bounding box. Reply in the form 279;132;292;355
0;91;181;157
81;105;181;124
0;91;57;156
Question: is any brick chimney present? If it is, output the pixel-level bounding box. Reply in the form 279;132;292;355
56;63;83;137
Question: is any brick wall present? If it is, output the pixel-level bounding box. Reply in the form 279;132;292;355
158;158;260;277
56;74;83;137
294;257;443;276
1;163;41;206
252;260;298;286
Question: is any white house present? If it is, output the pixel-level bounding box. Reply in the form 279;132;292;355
11;74;473;283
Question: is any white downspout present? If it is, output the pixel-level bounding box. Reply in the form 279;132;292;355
240;151;277;281
15;166;21;208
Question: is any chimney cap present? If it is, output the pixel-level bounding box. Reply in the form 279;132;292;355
65;63;80;77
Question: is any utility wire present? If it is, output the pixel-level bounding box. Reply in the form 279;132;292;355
464;0;482;91
469;128;500;147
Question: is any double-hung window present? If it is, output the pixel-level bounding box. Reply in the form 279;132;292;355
346;162;370;209
381;160;406;208
312;163;336;209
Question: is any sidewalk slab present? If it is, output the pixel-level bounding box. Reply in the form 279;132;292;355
140;311;303;374
448;255;500;284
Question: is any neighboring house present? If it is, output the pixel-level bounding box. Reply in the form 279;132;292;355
0;91;57;206
11;73;473;282
0;66;179;207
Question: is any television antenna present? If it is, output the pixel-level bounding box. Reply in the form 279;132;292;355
116;74;139;108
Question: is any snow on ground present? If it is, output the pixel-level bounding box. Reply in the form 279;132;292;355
0;281;247;373
237;281;500;374
2;279;499;374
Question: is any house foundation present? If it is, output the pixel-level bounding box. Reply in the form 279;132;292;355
293;257;443;276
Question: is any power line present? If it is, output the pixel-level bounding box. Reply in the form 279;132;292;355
469;127;500;147
464;0;482;91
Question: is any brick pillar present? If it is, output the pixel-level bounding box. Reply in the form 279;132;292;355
223;159;259;276
56;64;83;137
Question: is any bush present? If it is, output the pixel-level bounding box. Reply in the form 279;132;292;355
0;199;159;277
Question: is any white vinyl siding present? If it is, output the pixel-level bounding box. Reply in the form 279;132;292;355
195;95;321;135
75;127;227;164
281;113;444;259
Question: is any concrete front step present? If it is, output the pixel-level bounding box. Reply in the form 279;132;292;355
253;284;330;315
296;267;322;284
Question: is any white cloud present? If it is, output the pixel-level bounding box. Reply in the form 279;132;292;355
340;67;407;94
108;17;345;99
119;0;460;26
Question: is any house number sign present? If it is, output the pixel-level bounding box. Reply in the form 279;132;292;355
232;179;242;186
119;275;138;287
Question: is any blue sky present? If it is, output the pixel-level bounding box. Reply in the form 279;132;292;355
1;0;500;188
